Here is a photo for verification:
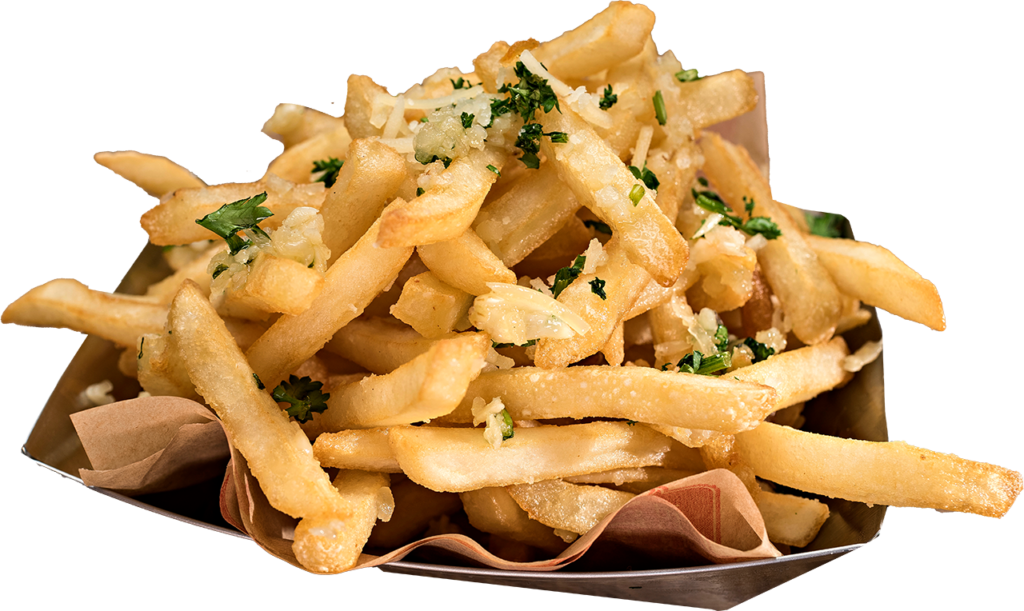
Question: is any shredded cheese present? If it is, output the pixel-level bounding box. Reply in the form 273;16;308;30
77;380;115;408
843;340;883;372
469;282;590;345
631;125;654;169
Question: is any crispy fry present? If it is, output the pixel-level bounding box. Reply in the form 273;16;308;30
461;487;567;555
262;103;345;150
137;331;198;400
94;150;205;197
732;337;852;412
366;477;462;549
313;428;403;473
508;479;634;536
323;317;449;374
673;70;758;130
418;229;517;295
266;123;352;184
344;74;389;139
534;2;655;80
514;215;593;279
145;243;225;303
217;254;324;320
755;490;830;548
390;271;474;338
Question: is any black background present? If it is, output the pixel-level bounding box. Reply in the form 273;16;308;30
8;1;1015;605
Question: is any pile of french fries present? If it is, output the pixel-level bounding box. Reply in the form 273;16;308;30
4;1;1020;574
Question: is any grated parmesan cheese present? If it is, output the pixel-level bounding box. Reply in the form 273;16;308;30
843;340;883;372
582;238;608;274
469;282;590;345
77;380;115;407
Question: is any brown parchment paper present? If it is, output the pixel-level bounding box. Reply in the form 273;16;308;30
70;396;779;572
70;396;229;496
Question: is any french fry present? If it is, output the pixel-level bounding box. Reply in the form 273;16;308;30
389;421;673;492
145;243;225;304
649;295;694;369
141;174;325;246
313;428;403;473
777;201;811;233
701;131;842;344
246;211;414;387
564;468;648;486
513;215;592;279
94;150;205;198
612;467;703;494
685;226;758;313
3;279;166;347
417;229;517;295
390;272;474;338
508;479;634;536
440;366;778;433
320;138;407;263
644;424;721;449
533;1;655;80
755;490;830;548
805;234;945;331
460;487;567;555
648;139;704;223
732;337;852;411
366;477;462;549
740;268;775;337
735;422;1023;518
262;103;345;150
324;317;449;374
673;70;759;130
601;322;625;366
699;434;759;498
318;333;489;431
344;74;389;140
265;123;353;184
539;104;688;286
216;254;324;320
167;281;357;572
137;332;198;400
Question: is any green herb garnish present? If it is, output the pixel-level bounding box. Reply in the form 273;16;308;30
311;157;344;188
589;277;607;300
416;187;425;197
742;337;776;363
628;162;660;190
714;324;729;353
271;375;330;423
691;188;781;240
416;153;453;168
486;164;501;177
494;61;563;167
138;337;144;360
626;420;638;426
805;212;845;238
629;184;645;206
583;219;612;234
599;84;618;110
675;68;700;83
450;77;475;90
551;255;586;298
253;373;265;390
492;339;537;349
419;116;429;123
211;264;229;279
461;112;475;129
653;90;667;126
676;351;732;376
195;192;273;255
499;409;515;441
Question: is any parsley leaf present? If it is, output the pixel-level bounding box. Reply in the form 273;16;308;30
697;176;709;187
691;188;781;240
450;77;475;90
742;337;776;363
629;184;645;206
486;164;501;177
628;162;660;190
271;375;330;423
497;61;561;121
547;131;569;144
805;212;845;238
492;339;537;349
311;157;344;188
253;373;265;390
138;337;145;360
461;112;475;129
589;277;607;300
551;255;586;298
677;350;732;375
416;153;453;168
714;324;729;353
419;116;429;123
195;192;273;255
744;196;755;214
499;409;515;441
416;187;425;197
599;84;618;110
626;420;638;426
211;264;229;279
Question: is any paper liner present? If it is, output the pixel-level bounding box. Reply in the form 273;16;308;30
70;396;229;496
68;395;780;573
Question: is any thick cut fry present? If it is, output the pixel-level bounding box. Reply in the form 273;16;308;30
460;487;567;555
732;337;852;411
601;322;625;366
539;105;688;286
217;255;324;320
390;272;474;338
324;317;449;374
514;215;592;279
137;332;198;399
417;229;517;296
755;490;830;548
367;478;462;549
318;333;488;431
686;226;758;313
3;279;166;347
534;2;654;80
167;281;357;571
246;211;414;387
313;428;402;473
674;70;759;130
473;163;581;267
701;131;842;344
649;295;693;369
442;366;778;433
389;422;673;492
534;241;650;368
262;103;345;149
145;243;224;303
735;422;1022;518
508;479;634;535
376;147;508;248
613;467;703;494
266;124;353;184
805;234;945;331
94;150;205;197
141;174;325;246
699;435;759;498
344;74;388;140
321;138;407;263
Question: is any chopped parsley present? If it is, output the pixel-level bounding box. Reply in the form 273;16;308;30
742;337;776;363
492;339;536;348
629;184;645;206
450;77;476;90
675;68;700;83
416;153;453;168
599;84;618;110
498;409;515;441
211;264;229;279
806;212;845;238
676;350;732;376
416;187;425;197
714;325;729;353
253;373;265;390
419;116;429;123
626;420;638;426
551;255;586;298
195;192;273;255
137;337;145;360
653;90;667;126
311;157;344;188
271;375;330;423
697;176;709;187
494;61;564;168
583;219;612;234
461;112;475;129
691;188;781;240
486;164;501;177
589;277;607;300
628;162;660;190
744;196;755;214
